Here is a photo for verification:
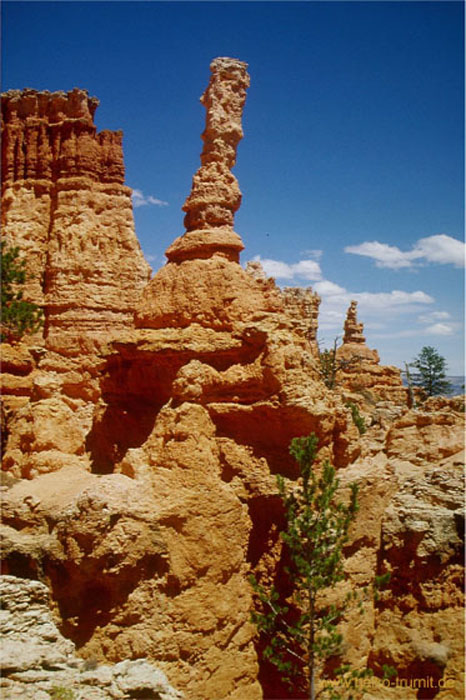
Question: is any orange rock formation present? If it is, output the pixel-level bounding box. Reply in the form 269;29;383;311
1;62;464;700
1;87;150;477
135;58;284;331
1;87;151;352
336;300;408;404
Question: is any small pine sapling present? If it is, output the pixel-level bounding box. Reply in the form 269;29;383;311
345;402;366;435
250;433;382;699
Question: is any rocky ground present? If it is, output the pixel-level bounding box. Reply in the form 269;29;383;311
0;575;182;699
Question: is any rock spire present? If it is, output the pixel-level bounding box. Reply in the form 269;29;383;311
343;300;366;344
336;301;407;402
183;57;250;233
165;58;250;264
136;58;283;329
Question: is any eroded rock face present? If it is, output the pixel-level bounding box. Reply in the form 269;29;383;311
1;63;464;700
1;88;151;350
0;575;182;699
336;400;465;700
336;301;408;404
1;87;151;477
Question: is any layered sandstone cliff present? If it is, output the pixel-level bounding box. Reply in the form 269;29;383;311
1;62;464;700
1;89;150;346
1;87;151;477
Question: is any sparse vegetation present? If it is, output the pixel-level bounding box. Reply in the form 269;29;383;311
250;433;386;699
1;241;44;342
346;402;366;435
410;346;452;399
319;339;341;389
318;338;363;391
48;687;75;700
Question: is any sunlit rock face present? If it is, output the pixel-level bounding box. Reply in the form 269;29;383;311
336;300;409;404
1;63;464;700
1;87;151;478
1;88;150;350
135;58;284;332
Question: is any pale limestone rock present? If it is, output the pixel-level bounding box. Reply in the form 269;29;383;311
385;397;465;465
0;576;75;671
0;575;182;700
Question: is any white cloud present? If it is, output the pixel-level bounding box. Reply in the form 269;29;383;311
252;255;322;281
132;188;169;208
412;234;465;267
251;255;435;335
345;234;465;269
372;322;456;339
299;248;323;260
313;280;347;296
424;323;455;336
353;290;434;310
317;286;434;335
418;311;451;324
147;196;169;206
344;241;413;269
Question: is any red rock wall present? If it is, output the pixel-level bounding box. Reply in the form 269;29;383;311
1;88;151;353
1;87;151;477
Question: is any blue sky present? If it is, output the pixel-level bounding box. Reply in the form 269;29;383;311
2;1;464;373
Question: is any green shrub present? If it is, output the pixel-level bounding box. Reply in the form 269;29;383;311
48;687;75;700
1;241;44;342
346;402;366;435
410;346;452;398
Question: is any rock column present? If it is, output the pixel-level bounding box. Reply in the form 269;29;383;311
336;301;407;402
181;57;250;245
136;58;283;330
1;88;151;354
343;300;366;344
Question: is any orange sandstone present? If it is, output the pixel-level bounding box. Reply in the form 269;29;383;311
1;63;463;700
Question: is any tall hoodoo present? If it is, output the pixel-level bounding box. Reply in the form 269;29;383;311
136;57;283;330
182;57;250;234
164;57;250;265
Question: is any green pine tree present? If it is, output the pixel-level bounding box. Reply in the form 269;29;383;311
319;339;340;390
411;346;452;398
250;433;386;700
1;241;44;342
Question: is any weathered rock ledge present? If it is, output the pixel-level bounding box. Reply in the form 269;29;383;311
0;575;182;700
